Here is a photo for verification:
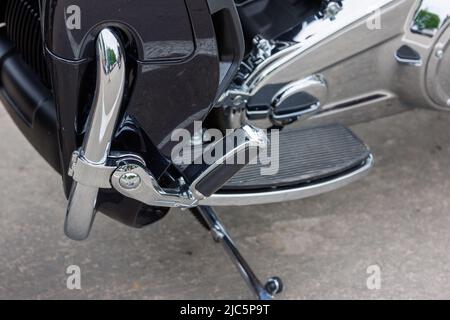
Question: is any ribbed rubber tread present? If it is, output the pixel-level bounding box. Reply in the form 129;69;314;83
224;124;370;190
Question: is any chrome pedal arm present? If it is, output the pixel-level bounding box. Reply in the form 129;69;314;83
65;28;126;240
111;164;199;208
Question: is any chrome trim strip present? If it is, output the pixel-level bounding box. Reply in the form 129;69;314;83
241;0;397;94
65;28;126;241
200;154;374;206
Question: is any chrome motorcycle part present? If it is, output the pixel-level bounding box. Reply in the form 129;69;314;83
322;1;343;20
119;172;142;190
111;125;268;207
68;151;146;190
222;73;326;129
204;155;374;206
203;124;374;206
215;0;450;130
65;28;126;241
111;164;199;209
185;125;268;198
224;0;396;99
190;206;283;300
101;123;371;210
268;75;326;127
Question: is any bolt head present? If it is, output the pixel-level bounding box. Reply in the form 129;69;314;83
119;172;141;189
233;95;243;106
436;49;445;59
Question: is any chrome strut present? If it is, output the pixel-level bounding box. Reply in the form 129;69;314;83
190;206;283;300
65;28;126;240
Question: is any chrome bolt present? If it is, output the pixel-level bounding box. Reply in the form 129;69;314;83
436;49;444;59
119;172;141;189
233;95;247;106
325;2;342;21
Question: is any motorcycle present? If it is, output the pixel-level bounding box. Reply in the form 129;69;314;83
0;0;448;299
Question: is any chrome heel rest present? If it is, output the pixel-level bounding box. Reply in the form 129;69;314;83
65;28;126;240
223;73;326;129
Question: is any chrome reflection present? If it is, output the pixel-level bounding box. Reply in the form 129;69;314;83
219;0;396;104
411;0;450;37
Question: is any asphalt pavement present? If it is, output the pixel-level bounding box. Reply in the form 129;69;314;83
1;105;450;299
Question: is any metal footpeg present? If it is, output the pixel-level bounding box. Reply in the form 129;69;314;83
65;28;126;240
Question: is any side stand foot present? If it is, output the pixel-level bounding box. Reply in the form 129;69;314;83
190;206;283;300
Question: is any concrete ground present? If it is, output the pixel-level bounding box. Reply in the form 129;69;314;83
1;105;450;300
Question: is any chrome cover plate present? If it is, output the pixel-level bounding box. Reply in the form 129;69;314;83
216;0;450;130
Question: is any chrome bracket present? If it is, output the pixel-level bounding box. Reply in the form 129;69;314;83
68;151;116;189
68;151;146;189
111;164;199;208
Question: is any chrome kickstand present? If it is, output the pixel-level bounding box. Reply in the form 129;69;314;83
190;206;283;300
